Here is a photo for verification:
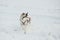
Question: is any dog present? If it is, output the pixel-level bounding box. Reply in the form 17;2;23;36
20;12;31;34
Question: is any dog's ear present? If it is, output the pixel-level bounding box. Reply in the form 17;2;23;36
22;13;25;15
26;12;28;16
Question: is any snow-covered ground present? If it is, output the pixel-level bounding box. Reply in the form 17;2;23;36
0;0;60;40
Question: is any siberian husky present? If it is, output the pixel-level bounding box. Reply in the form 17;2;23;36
20;12;31;34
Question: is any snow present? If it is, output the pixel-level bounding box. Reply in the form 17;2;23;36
0;0;60;40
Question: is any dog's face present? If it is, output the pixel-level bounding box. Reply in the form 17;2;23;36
21;12;28;18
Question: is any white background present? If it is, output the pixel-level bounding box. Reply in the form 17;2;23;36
0;0;60;40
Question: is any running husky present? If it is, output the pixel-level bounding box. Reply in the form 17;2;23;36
20;12;31;34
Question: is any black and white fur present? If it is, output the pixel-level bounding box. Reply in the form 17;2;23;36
20;12;31;34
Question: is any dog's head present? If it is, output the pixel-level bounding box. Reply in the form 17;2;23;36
21;12;28;18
